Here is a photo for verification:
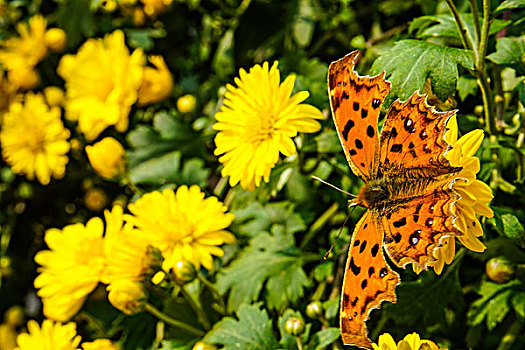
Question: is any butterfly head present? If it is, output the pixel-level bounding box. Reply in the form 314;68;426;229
355;179;390;208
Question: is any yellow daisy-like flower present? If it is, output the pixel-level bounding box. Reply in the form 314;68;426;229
0;14;47;85
0;93;70;185
372;332;445;350
213;61;323;191
137;55;173;106
15;320;81;350
58;30;144;140
34;218;106;321
126;185;235;271
416;115;494;274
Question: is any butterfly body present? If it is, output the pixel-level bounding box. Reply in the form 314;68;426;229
328;51;463;349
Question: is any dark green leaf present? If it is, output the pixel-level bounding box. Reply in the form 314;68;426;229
203;304;279;350
501;213;525;247
371;40;474;103
495;0;525;14
457;76;478;101
217;229;310;312
213;29;235;79
124;28;166;50
56;0;96;47
512;292;525;319
316;131;342;153
128;151;181;185
308;328;340;349
487;37;525;75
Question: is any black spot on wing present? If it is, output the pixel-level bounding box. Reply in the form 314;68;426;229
393;217;407;228
353;102;359;111
390;144;402;153
367;125;375;138
342;119;355;140
349;257;361;276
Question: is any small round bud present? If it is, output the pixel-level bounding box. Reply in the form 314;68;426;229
192;341;218;350
108;280;147;315
306;301;323;319
177;94;197;114
100;0;117;12
43;86;65;106
84;188;108;211
474;105;484;116
172;261;196;285
495;95;504;104
486;257;515;283
284;317;305;336
45;28;67;52
4;306;24;326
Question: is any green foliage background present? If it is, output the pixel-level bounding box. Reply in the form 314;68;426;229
1;0;525;349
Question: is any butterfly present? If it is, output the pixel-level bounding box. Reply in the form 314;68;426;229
327;51;463;349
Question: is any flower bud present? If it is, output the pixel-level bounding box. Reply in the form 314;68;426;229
85;137;126;179
177;94;197;114
84;188;108;212
306;301;323;319
137;56;173;106
43;86;65;106
284;317;305;336
108;280;147;315
172;261;196;285
486;256;515;283
82;339;118;350
100;0;118;12
192;341;218;350
4;306;24;327
45;28;67;52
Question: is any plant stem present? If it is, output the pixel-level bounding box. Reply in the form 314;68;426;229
300;202;339;249
145;303;205;337
123;173;144;195
478;0;491;69
496;318;522;350
295;336;304;350
197;273;227;315
444;0;477;54
468;0;481;43
180;286;212;330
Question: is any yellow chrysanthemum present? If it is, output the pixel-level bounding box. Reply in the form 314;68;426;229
0;14;47;87
15;320;81;350
416;115;494;274
58;30;144;140
0;93;70;185
34;218;106;321
125;186;235;271
85;137;126;179
213;61;323;190
372;332;445;350
137;55;173;105
82;339;118;350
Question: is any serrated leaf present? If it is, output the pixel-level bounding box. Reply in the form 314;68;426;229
217;229;310;312
308;328;340;350
487;37;525;75
371;40;474;104
233;202;306;237
468;280;522;330
128;151;181;185
384;252;463;325
409;14;510;44
501;214;525;247
313;260;334;282
457;76;478;101
203;304;279;350
495;0;525;14
278;309;311;349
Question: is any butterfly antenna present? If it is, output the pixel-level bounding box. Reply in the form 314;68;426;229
324;203;358;260
311;176;356;198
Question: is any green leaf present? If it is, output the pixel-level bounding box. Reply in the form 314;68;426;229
495;0;525;14
457;76;478;101
512;292;525;319
307;328;340;349
217;229;311;312
128;151;181;185
233;202;306;237
468;280;522;330
213;29;235;79
316;131;342;153
293;0;315;47
384;252;464;325
278;309;311;349
323;299;339;320
370;40;474;104
203;304;279;350
313;260;334;282
487;37;525;75
56;0;97;48
409;14;511;44
124;28;166;50
158;340;195;350
501;213;525;247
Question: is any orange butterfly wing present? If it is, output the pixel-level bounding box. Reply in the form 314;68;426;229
340;210;400;348
328;51;390;180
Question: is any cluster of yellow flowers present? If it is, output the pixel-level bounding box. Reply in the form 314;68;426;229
34;185;234;320
373;333;446;350
100;0;173;23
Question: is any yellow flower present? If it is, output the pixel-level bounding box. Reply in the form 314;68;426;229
372;333;445;350
177;94;197;114
0;72;18;116
126;186;235;271
213;61;323;190
43;86;65;106
85;137;126;179
44;28;67;52
137;55;173;105
140;0;173;16
82;339;118;350
58;30;144;140
107;280;147;315
15;320;81;350
0;93;70;185
0;14;48;85
6;66;39;90
34;218;106;321
415;115;494;274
